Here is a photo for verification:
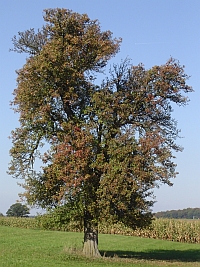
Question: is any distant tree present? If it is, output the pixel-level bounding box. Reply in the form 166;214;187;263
155;208;200;219
6;203;30;217
8;8;192;257
0;212;4;217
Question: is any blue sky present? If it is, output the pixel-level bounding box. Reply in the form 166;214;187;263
0;0;199;215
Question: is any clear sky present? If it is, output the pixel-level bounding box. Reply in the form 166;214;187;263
0;0;199;215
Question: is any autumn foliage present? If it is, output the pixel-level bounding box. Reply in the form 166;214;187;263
8;8;192;256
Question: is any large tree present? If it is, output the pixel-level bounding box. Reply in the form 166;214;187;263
8;8;192;257
6;203;30;217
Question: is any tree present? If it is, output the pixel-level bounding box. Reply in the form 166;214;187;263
155;208;200;219
8;8;192;257
0;212;4;217
6;203;30;217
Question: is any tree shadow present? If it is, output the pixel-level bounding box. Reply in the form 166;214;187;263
101;249;200;262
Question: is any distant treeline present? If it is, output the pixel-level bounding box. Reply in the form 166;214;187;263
155;208;200;219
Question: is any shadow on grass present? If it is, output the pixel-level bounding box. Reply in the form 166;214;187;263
101;249;200;262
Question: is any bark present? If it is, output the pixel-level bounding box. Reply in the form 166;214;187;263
82;213;101;257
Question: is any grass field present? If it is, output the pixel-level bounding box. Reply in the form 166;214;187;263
1;226;200;267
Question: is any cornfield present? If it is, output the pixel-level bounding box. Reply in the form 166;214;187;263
0;217;40;229
99;219;200;243
0;217;200;244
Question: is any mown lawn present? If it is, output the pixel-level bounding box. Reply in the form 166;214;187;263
0;226;200;267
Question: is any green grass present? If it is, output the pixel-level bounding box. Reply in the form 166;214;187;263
1;226;200;267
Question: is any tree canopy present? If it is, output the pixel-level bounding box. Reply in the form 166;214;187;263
8;8;192;257
6;203;30;217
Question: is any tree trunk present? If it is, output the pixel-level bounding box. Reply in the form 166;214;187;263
82;213;101;257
